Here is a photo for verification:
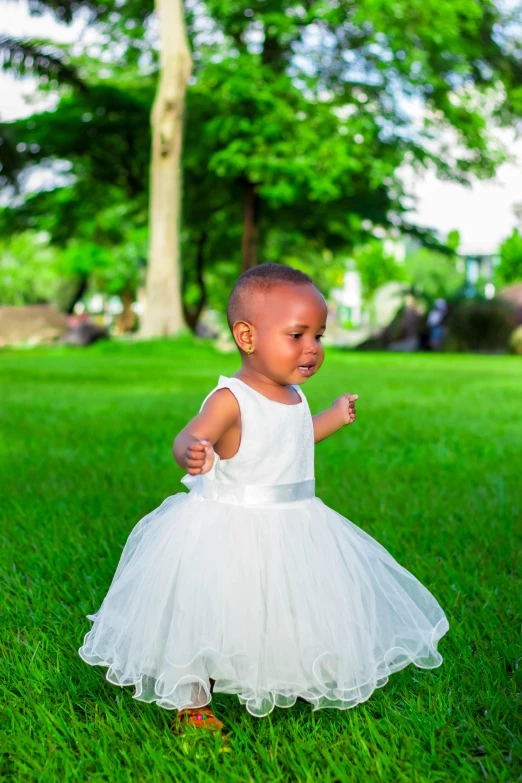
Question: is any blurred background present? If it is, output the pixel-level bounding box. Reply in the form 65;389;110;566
1;0;521;354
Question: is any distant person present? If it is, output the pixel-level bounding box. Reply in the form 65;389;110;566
427;298;448;350
78;264;449;737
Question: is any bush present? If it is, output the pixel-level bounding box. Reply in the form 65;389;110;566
443;298;516;353
509;325;522;355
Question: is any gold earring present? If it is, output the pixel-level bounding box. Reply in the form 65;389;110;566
247;347;254;355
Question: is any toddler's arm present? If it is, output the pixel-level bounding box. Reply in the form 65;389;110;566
313;393;358;444
173;389;240;475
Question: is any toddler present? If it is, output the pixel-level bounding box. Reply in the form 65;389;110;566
79;263;449;734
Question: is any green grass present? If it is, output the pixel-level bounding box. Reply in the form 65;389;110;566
1;337;521;782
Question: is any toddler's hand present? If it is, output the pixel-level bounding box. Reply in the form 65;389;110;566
185;439;215;475
332;393;358;425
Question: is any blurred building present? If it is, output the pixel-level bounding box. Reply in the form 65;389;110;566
461;253;501;298
330;268;363;327
328;267;405;347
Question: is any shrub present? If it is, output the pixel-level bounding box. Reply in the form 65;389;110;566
443;298;516;352
509;325;522;355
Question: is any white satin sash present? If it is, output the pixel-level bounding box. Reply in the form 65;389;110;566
180;473;315;506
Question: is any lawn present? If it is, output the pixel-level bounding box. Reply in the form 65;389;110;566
1;338;520;782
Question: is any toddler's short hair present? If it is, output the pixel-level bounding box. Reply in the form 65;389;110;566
226;263;313;330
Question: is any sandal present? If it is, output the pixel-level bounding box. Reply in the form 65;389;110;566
175;706;224;730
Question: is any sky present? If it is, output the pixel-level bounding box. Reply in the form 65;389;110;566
1;0;521;256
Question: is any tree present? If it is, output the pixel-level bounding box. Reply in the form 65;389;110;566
0;81;151;314
191;0;522;264
185;57;405;274
402;246;465;305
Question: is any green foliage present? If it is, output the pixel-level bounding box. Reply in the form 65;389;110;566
8;82;152;197
0;183;148;305
0;121;29;189
2;0;522;322
203;261;240;315
199;0;522;180
495;229;522;287
262;232;348;300
0;36;84;87
0;79;151;306
58;222;147;296
446;230;461;252
182;54;406;294
190;58;398;211
353;240;406;299
403;246;466;305
0;32;87;185
0;232;62;305
510;324;522;355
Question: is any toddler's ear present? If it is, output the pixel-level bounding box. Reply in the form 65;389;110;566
232;320;255;354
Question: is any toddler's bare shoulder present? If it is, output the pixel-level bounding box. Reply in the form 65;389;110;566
201;387;240;421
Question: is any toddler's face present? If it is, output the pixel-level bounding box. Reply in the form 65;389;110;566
245;283;327;386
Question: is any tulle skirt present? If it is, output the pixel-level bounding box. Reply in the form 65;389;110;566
78;491;449;718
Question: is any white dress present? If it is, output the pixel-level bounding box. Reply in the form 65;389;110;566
78;375;449;718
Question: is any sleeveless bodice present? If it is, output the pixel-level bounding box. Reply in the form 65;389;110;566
195;375;315;486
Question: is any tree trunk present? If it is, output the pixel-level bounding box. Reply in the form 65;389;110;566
65;274;89;314
241;181;258;273
138;0;192;338
182;231;208;332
